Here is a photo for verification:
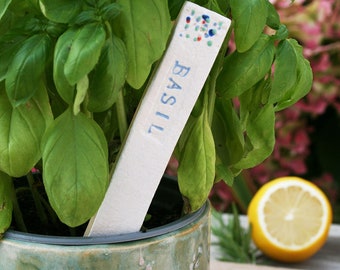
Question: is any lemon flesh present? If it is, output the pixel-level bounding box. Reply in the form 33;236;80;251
248;177;332;262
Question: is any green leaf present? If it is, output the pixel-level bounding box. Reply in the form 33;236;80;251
88;35;127;112
0;7;12;36
266;0;280;30
234;104;275;169
0;0;11;21
0;32;28;82
39;0;82;23
212;97;244;167
73;75;89;115
72;10;99;26
0;82;53;177
269;39;298;104
230;0;268;52
5;33;52;107
64;23;106;85
238;78;271;122
178;113;216;212
113;0;172;89
53;27;77;104
0;171;13;234
216;34;275;99
275;24;289;40
168;0;186;20
100;3;121;21
41;108;109;227
204;0;225;15
215;159;234;186
274;39;313;111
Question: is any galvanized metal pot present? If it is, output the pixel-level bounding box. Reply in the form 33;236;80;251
0;177;211;269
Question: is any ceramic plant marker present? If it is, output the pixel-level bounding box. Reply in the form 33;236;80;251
85;1;231;236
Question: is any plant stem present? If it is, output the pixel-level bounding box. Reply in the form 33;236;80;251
116;89;128;141
27;173;49;226
10;182;27;232
230;175;254;212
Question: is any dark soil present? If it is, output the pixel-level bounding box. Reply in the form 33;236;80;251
11;174;183;236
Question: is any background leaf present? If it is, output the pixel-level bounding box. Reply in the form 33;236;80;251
73;75;89;115
88;35;127;112
178;113;216;212
64;23;106;85
212;97;244;168
113;0;172;89
269;39;298;104
274;39;313;111
234;104;275;169
53;27;77;104
39;0;82;23
266;0;280;29
0;82;53;177
5;33;52;107
216;35;275;99
230;0;268;52
0;32;27;82
41;108;109;227
0;171;13;234
0;0;12;21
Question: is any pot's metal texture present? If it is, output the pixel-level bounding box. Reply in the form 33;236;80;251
1;177;210;270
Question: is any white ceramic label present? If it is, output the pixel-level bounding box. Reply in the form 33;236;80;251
85;1;231;236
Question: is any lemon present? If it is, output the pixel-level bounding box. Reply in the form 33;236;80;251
247;176;332;263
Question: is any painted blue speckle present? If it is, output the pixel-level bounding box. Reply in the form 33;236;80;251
208;29;216;36
202;14;210;22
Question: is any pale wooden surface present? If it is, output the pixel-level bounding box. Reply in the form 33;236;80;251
85;2;231;236
211;216;340;269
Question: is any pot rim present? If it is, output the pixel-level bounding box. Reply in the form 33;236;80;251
3;202;209;246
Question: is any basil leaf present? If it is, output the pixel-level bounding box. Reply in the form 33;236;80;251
275;39;313;111
0;0;11;21
0;32;27;82
215;159;235;186
41;108;109;227
178;113;216;212
168;0;185;20
5;33;52;107
204;0;225;15
114;0;171;89
0;82;53;177
217;35;275;99
230;0;268;52
212;97;245;186
212;97;244;167
239;78;271;121
0;171;13;234
234;104;275;169
88;35;127;112
100;3;121;21
53;27;77;104
39;0;82;23
269;39;298;104
72;10;99;26
266;0;280;30
64;23;106;86
73;75;89;115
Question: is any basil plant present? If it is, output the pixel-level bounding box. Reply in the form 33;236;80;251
0;0;312;234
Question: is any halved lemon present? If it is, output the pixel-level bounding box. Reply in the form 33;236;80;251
247;176;332;262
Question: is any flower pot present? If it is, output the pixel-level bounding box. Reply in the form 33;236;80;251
0;176;210;269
